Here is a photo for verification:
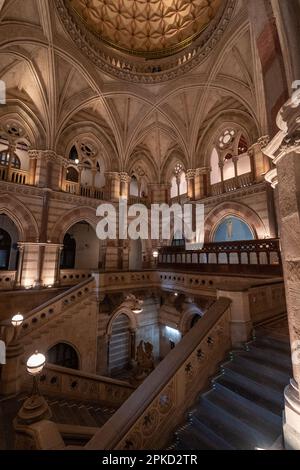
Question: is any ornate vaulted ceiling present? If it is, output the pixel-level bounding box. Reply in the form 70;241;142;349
68;0;222;57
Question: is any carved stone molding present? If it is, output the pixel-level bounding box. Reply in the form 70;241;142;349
55;0;236;83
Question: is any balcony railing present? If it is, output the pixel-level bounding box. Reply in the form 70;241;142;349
158;239;282;275
210;172;254;196
63;181;106;200
0;164;29;185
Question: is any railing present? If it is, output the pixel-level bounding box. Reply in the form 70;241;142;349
19;277;94;338
86;297;231;450
158;239;282;275
60;269;93;286
127;195;149;207
0;164;29;185
63;181;107;200
80;185;105;200
0;270;16;290
64;181;79;194
21;363;134;407
210;172;254;196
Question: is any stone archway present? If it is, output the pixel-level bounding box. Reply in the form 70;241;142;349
204;201;267;242
50;206;98;244
0;193;39;242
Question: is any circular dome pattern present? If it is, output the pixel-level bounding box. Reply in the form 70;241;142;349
68;0;222;57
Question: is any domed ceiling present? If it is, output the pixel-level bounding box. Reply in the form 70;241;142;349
68;0;223;58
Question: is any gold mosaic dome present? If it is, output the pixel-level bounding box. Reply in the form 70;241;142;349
68;0;223;57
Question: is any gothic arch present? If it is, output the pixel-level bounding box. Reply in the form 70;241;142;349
204;202;267;242
179;304;203;335
0;193;39;242
106;306;138;337
50;206;98;243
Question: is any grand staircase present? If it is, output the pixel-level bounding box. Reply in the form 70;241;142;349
48;397;115;428
169;332;291;450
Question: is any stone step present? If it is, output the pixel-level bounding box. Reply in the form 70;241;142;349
191;397;267;450
174;424;230;450
245;344;291;368
213;382;282;429
253;336;291;355
221;360;287;393
202;389;281;447
214;374;283;417
231;353;290;386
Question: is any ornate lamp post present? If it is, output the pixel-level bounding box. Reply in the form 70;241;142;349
17;351;51;424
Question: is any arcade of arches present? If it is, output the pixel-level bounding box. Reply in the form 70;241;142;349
0;0;300;452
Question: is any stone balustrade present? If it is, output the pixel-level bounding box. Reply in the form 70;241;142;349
21;363;134;407
0;164;28;185
210;171;254;196
60;269;93;286
86;297;231;450
0;270;16;290
19;277;94;338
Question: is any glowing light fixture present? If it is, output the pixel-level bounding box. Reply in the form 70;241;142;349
26;351;46;376
11;314;24;327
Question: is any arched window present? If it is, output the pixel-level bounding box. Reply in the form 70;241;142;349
213;216;254;242
210;147;221;184
170;162;186;198
47;343;79;370
211;128;250;184
66;166;79;182
0;229;11;270
69;145;78;161
0;150;21;169
130;175;139;196
238;135;248;154
60;233;76;269
109;314;131;373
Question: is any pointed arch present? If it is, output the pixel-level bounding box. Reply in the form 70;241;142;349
50;206;99;243
0;193;39;241
204;201;268;242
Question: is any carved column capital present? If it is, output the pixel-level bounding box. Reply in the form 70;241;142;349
185;169;196;180
119;172;131;183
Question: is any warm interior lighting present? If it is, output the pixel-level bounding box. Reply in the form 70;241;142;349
152;249;159;259
26;351;46;376
75;158;79;164
11;313;24;327
132;306;143;314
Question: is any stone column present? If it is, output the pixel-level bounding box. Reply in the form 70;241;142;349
16;244;25;287
28;154;37;185
28;150;40;185
6;142;16;182
105;171;120;201
248;137;271;182
186;169;196;200
264;89;300;449
59;162;67;191
119;172;131;199
148;183;171;204
195;167;209;199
